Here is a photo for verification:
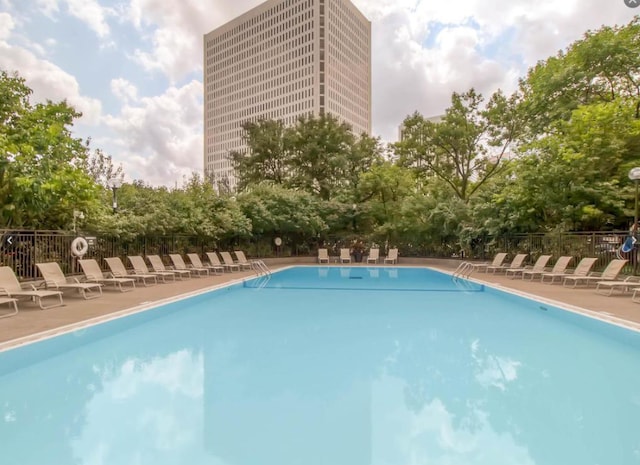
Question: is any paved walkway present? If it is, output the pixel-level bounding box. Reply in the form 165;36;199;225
1;259;639;349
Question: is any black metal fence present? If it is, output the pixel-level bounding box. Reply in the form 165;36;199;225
0;231;219;280
0;229;637;280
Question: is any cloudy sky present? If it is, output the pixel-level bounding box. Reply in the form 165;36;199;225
0;0;637;186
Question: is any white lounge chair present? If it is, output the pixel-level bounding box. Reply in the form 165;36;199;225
128;255;175;282
0;296;18;318
367;248;380;264
563;259;627;288
595;275;640;296
187;253;223;275
105;257;158;286
36;262;102;299
522;256;572;281
233;251;253;270
206;252;237;272
384;248;398;264
218;252;241;272
506;254;552;279
0;266;63;310
78;259;136;292
318;248;330;264
486;253;528;274
148;255;191;280
339;248;351;263
541;257;598;284
471;252;507;272
169;254;209;277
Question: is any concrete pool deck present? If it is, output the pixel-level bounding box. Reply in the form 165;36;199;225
1;257;639;348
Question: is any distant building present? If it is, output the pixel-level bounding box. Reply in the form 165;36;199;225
203;0;371;191
397;114;443;142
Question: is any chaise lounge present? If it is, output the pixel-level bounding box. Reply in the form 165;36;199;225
36;262;102;299
0;266;64;310
79;259;136;292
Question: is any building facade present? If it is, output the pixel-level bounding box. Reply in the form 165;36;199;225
203;0;371;191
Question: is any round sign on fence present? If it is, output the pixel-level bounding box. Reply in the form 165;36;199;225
274;237;282;246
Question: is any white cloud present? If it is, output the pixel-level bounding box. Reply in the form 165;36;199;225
104;79;204;186
0;17;102;124
110;77;138;103
64;0;113;38
0;11;14;40
35;0;60;18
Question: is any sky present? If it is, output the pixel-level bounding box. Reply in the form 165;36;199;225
0;0;637;187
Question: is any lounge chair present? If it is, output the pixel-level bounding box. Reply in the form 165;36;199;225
563;259;628;288
384;248;398;265
78;259;136;292
169;254;209;277
541;257;598;284
0;266;63;310
470;252;507;272
217;252;241;272
506;254;552;279
367;248;380;264
187;253;223;275
486;253;528;274
148;255;191;280
128;255;175;282
595;275;640;296
318;248;330;264
0;296;18;318
206;252;238;272
105;257;158;286
233;251;253;270
36;262;102;299
522;256;572;281
339;248;351;263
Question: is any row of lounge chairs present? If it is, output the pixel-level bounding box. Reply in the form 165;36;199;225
0;251;254;317
472;252;640;300
318;248;398;264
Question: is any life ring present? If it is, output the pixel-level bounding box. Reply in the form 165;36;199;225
71;237;89;257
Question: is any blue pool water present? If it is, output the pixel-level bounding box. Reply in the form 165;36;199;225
2;266;640;465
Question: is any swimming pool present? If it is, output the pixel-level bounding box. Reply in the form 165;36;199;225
2;266;640;464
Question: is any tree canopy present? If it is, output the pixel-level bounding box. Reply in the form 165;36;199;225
2;16;640;257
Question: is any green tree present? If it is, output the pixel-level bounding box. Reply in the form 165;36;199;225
0;70;101;229
394;89;521;203
287;113;355;201
229;119;290;191
519;17;640;136
237;183;326;239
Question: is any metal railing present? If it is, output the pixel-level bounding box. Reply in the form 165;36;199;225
1;229;638;280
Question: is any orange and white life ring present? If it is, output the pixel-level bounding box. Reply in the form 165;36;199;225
71;237;89;257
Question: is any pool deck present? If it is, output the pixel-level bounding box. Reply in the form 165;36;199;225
1;258;639;349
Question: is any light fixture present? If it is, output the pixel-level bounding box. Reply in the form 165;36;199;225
109;177;123;213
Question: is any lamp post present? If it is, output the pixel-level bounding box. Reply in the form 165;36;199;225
109;178;123;213
629;167;640;232
72;210;84;233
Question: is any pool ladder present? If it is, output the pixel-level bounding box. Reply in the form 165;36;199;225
251;260;271;276
452;261;475;278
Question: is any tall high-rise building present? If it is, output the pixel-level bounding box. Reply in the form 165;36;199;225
203;0;371;191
